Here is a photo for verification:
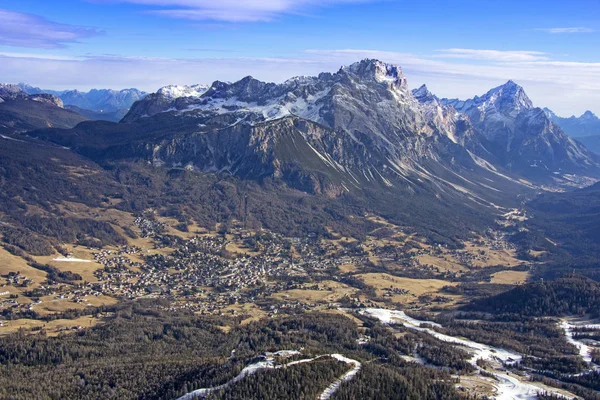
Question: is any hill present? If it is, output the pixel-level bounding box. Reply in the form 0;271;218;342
468;275;600;316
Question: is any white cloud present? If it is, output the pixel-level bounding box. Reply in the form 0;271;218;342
0;9;102;48
537;27;595;34
435;48;549;62
91;0;378;22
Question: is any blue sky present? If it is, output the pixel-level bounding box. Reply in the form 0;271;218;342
0;0;599;115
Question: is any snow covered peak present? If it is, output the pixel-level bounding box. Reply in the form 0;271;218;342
344;59;407;88
412;84;438;104
0;83;24;99
485;80;533;112
157;84;209;99
444;79;533;117
412;84;429;97
543;107;557;119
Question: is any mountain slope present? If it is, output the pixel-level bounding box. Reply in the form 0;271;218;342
64;105;127;122
578;135;600;154
443;81;600;184
18;83;147;113
508;181;600;280
468;275;600;316
0;84;88;134
33;60;537;218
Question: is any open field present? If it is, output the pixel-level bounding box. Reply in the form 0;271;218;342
0;316;103;337
0;247;47;286
462;241;521;268
490;270;529;285
271;280;358;303
356;273;459;305
416;254;466;273
357;273;456;295
222;303;267;325
34;245;103;283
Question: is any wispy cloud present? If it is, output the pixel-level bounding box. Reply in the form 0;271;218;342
0;9;103;49
435;48;549;62
91;0;378;22
537;27;595;34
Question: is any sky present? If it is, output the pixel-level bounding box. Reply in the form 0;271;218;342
0;0;599;116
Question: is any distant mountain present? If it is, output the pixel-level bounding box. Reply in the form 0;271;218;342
545;108;600;138
18;83;147;113
21;59;600;247
0;84;88;134
64;105;128;123
42;60;534;209
442;81;600;183
9;58;600;253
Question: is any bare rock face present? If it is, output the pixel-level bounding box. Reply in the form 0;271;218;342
1;84;64;107
29;94;64;108
35;60;600;200
546;108;600;138
441;81;600;180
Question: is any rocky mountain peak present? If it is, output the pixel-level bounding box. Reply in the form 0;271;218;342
157;84;209;99
29;93;64;108
0;83;63;107
543;107;556;118
581;110;598;120
412;84;438;104
343;59;408;89
0;83;24;101
484;80;533;114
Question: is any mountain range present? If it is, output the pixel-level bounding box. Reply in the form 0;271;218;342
3;60;600;225
545;108;600;138
17;83;147;121
0;84;89;133
544;108;600;154
42;59;599;193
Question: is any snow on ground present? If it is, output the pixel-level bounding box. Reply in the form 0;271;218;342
52;257;92;263
1;134;27;142
361;308;575;400
559;319;600;370
362;308;521;365
318;354;362;400
177;351;361;400
561;320;593;363
492;372;546;400
158;84;209;99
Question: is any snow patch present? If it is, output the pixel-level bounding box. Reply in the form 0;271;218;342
52;257;92;263
177;350;361;400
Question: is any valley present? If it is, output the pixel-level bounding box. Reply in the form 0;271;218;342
0;201;526;337
2;58;600;399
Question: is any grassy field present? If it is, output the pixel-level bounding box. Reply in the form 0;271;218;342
416;254;466;273
356;273;458;304
490;270;529;285
34;245;103;283
271;280;358;303
0;315;103;337
0;247;47;286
